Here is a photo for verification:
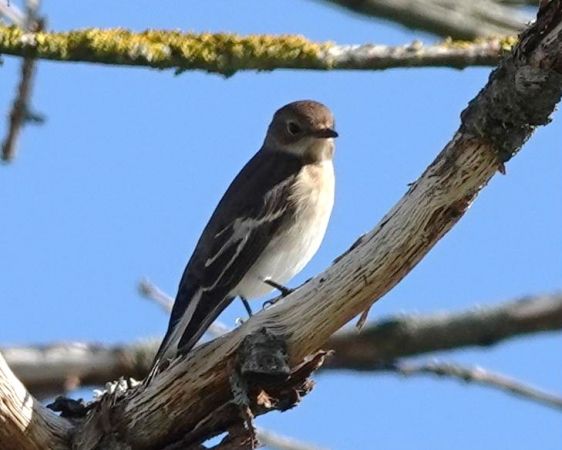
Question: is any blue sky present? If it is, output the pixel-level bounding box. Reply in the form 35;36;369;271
1;1;561;449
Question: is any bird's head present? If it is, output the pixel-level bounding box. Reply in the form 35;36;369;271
263;100;338;162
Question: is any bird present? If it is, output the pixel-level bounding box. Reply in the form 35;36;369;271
147;100;338;381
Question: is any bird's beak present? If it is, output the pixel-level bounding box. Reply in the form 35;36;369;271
312;128;338;139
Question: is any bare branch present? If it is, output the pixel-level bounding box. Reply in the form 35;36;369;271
1;1;43;163
4;292;561;399
0;2;25;26
0;353;71;450
381;359;562;411
0;26;514;75
2;341;156;398
315;0;531;39
1;52;38;161
325;292;562;370
138;278;175;313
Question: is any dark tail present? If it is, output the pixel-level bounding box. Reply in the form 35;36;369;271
144;281;234;385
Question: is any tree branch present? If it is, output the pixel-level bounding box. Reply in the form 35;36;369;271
1;2;561;447
0;2;25;27
0;25;514;75
1;2;43;163
325;292;562;370
1;51;38;162
315;0;531;39
0;353;71;450
380;359;562;411
3;292;561;399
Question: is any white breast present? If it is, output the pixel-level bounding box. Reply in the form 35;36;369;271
233;160;335;299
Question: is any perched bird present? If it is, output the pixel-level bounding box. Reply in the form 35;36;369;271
148;100;337;379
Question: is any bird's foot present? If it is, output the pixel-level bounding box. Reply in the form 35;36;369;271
262;297;281;309
264;279;294;297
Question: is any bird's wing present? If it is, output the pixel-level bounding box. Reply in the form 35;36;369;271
150;151;302;372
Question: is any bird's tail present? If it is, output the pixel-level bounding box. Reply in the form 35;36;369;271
144;282;234;385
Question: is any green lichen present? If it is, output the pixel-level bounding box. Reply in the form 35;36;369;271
0;25;332;75
498;36;518;52
441;37;480;49
441;36;517;53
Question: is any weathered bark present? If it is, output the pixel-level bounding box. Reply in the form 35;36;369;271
1;2;561;449
0;354;70;450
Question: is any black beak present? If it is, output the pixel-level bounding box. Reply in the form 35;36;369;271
312;128;338;139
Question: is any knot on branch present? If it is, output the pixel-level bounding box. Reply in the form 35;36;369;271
214;328;330;449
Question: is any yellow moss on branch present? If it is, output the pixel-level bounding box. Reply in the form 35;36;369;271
442;36;517;52
0;25;331;75
0;25;509;74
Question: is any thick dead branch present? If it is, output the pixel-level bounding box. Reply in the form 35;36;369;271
0;26;513;74
1;2;561;448
5;293;561;399
0;353;71;450
2;341;155;398
381;359;562;411
316;0;530;39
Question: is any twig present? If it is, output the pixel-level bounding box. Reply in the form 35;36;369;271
315;0;531;39
1;1;42;163
137;278;175;313
382;359;562;411
256;428;329;450
0;26;514;75
0;2;25;26
1;54;37;161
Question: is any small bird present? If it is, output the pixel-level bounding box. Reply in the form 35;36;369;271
148;100;337;379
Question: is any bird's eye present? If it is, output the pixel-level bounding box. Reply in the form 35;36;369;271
287;121;302;135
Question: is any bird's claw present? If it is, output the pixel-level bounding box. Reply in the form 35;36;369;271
264;279;294;297
262;297;280;310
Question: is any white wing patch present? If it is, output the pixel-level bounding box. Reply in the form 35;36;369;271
204;209;286;269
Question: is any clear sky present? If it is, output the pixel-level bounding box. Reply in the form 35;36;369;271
1;1;561;449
